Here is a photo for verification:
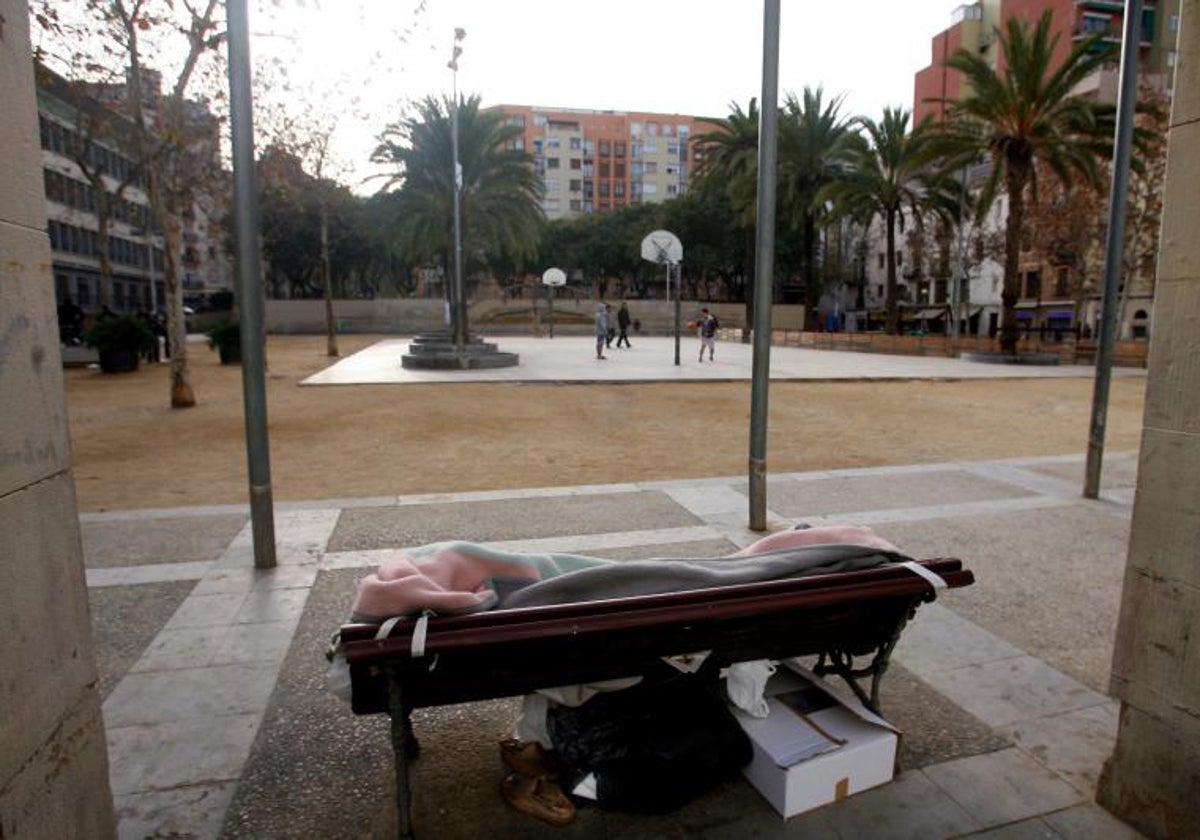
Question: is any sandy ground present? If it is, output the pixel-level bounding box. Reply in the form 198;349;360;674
64;334;1147;512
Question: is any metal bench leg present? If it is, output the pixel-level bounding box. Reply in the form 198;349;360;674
387;667;414;840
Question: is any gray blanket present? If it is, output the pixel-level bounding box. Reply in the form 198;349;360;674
497;544;912;610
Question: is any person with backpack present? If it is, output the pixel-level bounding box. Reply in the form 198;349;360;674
697;308;718;362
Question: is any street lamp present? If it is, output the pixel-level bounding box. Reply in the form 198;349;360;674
448;27;467;350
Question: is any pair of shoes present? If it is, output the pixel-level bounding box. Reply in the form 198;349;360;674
597;355;607;360
499;739;557;779
698;357;703;363
500;773;575;826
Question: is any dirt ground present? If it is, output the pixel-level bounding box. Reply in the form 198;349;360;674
64;334;1147;512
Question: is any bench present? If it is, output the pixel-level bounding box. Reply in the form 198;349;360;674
338;557;973;838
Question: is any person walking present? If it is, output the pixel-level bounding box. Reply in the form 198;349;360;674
595;303;608;360
615;302;632;348
697;307;718;363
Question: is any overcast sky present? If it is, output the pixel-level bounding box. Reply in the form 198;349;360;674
250;0;961;187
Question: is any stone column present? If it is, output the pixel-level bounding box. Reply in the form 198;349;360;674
0;3;117;837
1097;2;1200;836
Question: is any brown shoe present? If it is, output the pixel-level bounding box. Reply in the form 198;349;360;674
499;738;558;779
500;773;575;826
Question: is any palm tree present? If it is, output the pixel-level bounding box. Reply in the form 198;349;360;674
373;95;543;293
694;99;760;339
819;107;957;334
777;87;854;318
930;10;1114;355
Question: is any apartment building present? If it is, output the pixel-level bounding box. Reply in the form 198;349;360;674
895;0;1175;338
915;0;1180;124
488;104;720;220
36;64;230;316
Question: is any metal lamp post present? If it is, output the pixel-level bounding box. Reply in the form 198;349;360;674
449;28;467;350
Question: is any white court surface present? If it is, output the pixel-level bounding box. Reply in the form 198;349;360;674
300;336;1147;385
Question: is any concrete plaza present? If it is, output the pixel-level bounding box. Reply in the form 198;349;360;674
300;335;1145;386
85;447;1144;838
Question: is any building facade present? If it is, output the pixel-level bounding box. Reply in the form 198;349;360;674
901;0;1176;339
488;104;720;221
36;64;230;318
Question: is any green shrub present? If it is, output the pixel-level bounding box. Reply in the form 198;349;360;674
84;315;154;354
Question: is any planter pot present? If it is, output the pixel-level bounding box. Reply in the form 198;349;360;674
97;348;140;373
217;344;241;365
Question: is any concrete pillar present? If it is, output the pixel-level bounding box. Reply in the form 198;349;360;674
0;3;117;837
1097;2;1200;836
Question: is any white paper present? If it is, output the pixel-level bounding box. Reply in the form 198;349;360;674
738;697;844;767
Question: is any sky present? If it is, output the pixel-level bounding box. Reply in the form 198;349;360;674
250;0;961;189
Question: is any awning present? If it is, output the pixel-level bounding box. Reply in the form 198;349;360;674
917;308;945;319
1015;311;1034;320
1045;310;1074;320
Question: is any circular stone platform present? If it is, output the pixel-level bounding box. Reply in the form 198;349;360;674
400;331;519;370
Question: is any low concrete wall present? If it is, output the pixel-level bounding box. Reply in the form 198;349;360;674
264;298;807;336
766;329;1148;368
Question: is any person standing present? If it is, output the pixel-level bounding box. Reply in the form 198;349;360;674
697;307;718;363
615;302;632;348
594;303;608;360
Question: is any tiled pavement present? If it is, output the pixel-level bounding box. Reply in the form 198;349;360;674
83;452;1145;838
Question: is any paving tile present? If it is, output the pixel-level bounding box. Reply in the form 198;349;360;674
89;581;196;698
1003;703;1120;796
103;663;279;727
234;587;309;624
760;470;1033;519
326;491;701;550
87;567;131;587
121;561;213;584
958;817;1060;839
130;626;231;673
1041;804;1146;839
211;620;298;666
663;485;749;516
485;525;721;556
817;768;981;839
918;656;1108;728
161;592;247;631
924;748;1085;828
106;714;260;795
81;514;249;568
115;782;236;840
893;602;1025;676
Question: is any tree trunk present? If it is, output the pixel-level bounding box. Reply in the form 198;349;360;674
1000;158;1029;356
162;210;195;407
742;226;755;343
96;206;113;310
884;209;899;334
321;201;338;357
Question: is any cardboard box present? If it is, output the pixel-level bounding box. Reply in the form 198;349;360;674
731;662;899;818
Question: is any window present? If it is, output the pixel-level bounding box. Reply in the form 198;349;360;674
614;162;626;178
614;182;625;197
547;137;561;149
570;158;581;170
1025;270;1041;299
1055;267;1070;297
547;157;560;169
504;137;524;150
677;125;689;138
570;137;582;150
507;115;526;127
630;121;643;136
599;162;610;178
878;253;885;269
877;284;884;298
647;122;659;136
533;139;543;154
598;140;611;156
569;179;581;192
643;141;658;154
644;162;657;174
896;251;903;266
569;199;581;211
545;179;560;192
599;182;610;197
614;141;626;158
667;143;680;156
667;184;677;195
533;114;548;126
642;183;657;195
